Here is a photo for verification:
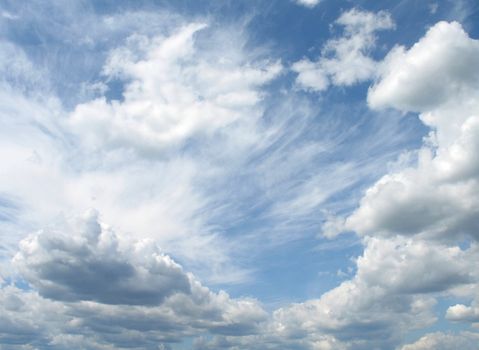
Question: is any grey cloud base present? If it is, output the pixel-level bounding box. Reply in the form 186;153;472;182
14;210;191;306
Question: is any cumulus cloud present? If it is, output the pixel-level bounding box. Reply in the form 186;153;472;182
324;21;479;242
3;211;267;348
356;237;475;294
446;301;479;323
14;210;191;305
292;9;394;91
311;19;479;348
268;236;475;344
368;21;479;112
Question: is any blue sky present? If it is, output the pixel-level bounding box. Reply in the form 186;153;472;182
1;1;479;349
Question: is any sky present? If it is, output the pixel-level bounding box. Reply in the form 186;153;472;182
1;0;479;349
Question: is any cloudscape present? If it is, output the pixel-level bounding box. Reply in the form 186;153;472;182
1;1;479;349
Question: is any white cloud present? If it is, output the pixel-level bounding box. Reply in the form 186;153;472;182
295;0;321;8
0;11;19;20
335;21;479;242
446;301;479;323
272;236;472;336
292;9;394;91
400;331;479;350
0;40;51;95
292;59;329;92
356;237;475;294
307;19;479;348
429;3;439;15
70;23;282;154
368;21;479;113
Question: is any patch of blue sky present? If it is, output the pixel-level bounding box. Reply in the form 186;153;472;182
210;240;359;312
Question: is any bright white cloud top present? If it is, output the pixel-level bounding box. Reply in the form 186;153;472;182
0;1;478;349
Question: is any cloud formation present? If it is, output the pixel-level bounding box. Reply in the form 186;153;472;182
70;23;282;154
333;21;479;243
3;211;267;349
1;3;479;350
368;21;479;112
292;9;394;91
311;18;479;349
14;210;191;305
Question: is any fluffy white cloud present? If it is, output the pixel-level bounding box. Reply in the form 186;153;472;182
309;19;479;349
446;301;479;323
356;237;475;294
8;226;475;350
368;21;479;113
292;9;394;91
9;148;475;350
